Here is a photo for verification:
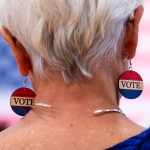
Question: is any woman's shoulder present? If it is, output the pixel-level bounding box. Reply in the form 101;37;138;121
106;128;150;150
0;120;32;149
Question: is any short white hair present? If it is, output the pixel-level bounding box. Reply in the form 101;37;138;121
0;0;144;81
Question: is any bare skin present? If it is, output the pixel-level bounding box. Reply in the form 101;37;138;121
0;6;145;150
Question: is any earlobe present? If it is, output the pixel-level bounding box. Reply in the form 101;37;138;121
0;26;32;76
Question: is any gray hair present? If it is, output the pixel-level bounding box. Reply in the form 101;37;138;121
0;0;144;82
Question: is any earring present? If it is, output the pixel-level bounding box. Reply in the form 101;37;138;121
119;60;144;99
10;76;36;116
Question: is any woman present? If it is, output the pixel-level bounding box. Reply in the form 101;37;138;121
0;0;149;149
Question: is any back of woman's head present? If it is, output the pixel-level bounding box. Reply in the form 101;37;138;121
0;0;144;82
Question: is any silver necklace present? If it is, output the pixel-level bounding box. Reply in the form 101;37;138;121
93;109;124;116
32;103;123;116
32;103;52;108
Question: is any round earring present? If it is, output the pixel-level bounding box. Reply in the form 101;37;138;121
10;76;36;116
119;60;144;99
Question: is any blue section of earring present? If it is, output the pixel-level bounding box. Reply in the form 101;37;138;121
119;89;143;99
11;106;31;116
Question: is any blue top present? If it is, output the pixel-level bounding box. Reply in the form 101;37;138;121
105;128;150;150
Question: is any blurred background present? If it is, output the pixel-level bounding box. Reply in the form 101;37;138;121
0;0;150;131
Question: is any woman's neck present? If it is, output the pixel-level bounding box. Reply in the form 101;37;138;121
31;66;122;118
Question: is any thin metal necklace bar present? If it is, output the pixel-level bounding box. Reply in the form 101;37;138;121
94;109;124;116
32;103;52;108
32;103;123;116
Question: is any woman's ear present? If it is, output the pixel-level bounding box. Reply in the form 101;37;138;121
123;6;144;59
0;26;32;76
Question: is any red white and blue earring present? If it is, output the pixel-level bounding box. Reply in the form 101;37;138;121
10;76;36;116
119;60;144;99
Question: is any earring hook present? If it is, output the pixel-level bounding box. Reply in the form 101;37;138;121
23;76;27;88
129;60;133;70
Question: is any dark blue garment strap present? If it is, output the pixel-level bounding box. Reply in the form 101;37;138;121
105;128;150;150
